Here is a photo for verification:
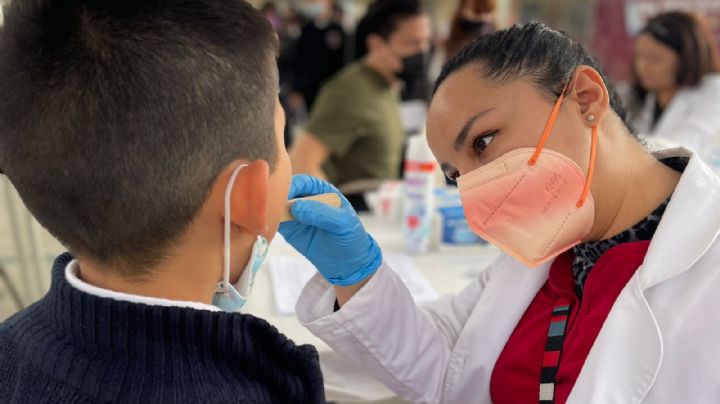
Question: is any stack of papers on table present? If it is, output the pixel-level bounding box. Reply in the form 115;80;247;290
268;254;439;315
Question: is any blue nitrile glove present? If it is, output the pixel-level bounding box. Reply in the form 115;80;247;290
279;175;383;286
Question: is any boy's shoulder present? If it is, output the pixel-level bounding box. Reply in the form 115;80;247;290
0;298;82;402
0;298;44;343
0;255;326;403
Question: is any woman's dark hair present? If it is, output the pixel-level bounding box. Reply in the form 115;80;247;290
633;11;720;101
434;22;635;135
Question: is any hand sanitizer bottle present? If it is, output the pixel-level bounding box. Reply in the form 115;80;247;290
402;132;436;254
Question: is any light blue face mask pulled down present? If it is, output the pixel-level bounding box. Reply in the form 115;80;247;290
300;2;324;19
212;164;270;312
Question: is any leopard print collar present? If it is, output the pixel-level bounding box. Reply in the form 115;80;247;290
571;156;689;298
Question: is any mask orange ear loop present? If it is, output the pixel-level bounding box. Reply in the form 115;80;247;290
576;124;598;208
525;82;598;207
528;83;570;166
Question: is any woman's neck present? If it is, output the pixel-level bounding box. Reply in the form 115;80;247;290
655;86;677;109
587;125;681;242
603;154;680;240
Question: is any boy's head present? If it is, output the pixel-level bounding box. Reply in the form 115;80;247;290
0;0;290;276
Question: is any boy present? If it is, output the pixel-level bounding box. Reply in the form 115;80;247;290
0;0;325;402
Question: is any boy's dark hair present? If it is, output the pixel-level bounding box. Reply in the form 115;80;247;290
0;0;279;275
364;0;423;40
434;22;636;136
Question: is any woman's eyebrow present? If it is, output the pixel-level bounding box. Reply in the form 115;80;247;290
453;108;496;151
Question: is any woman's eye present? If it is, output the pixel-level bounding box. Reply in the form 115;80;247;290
472;131;497;154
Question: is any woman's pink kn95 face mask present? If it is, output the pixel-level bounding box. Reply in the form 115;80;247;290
457;84;599;268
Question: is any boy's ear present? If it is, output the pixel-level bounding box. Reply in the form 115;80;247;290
216;160;270;235
571;65;610;124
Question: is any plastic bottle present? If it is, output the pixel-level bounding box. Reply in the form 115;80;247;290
402;132;437;253
433;187;484;252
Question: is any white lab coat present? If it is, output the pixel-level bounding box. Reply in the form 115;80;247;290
633;74;720;168
297;148;720;403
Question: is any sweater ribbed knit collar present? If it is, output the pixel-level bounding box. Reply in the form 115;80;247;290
64;259;220;311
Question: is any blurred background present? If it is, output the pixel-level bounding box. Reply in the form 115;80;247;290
241;0;720;82
1;0;719;319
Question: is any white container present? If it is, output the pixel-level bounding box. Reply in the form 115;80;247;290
434;187;486;251
366;181;403;222
402;133;437;254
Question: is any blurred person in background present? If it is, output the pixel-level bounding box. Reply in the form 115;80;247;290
628;11;720;158
283;6;304;40
445;0;496;61
263;2;306;146
331;1;344;27
289;0;346;112
354;0;431;101
290;0;431;210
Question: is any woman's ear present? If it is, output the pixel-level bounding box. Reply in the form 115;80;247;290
571;66;610;125
215;160;270;235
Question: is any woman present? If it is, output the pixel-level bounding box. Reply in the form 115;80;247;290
629;11;720;161
281;23;720;403
445;0;496;60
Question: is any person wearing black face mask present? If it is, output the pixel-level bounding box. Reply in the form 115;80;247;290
290;0;430;210
445;0;496;61
395;50;429;100
458;18;485;34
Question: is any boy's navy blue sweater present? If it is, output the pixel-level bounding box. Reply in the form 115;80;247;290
0;253;326;403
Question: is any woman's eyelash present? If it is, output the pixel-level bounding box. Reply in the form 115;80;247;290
446;131;499;182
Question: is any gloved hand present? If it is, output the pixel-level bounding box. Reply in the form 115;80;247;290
279;175;383;286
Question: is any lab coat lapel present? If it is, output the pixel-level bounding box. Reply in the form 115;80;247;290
638;149;720;289
567;272;662;404
473;257;550;340
570;149;720;403
456;257;551;403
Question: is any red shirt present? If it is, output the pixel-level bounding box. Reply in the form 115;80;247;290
490;241;652;403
